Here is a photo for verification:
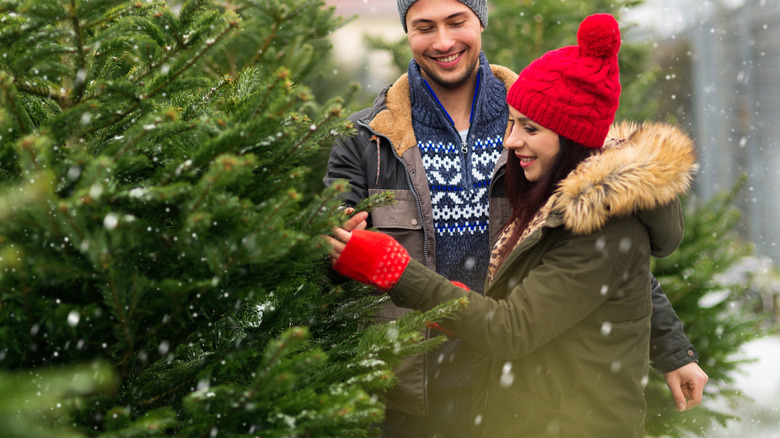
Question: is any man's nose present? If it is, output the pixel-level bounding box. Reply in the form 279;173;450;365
431;28;456;52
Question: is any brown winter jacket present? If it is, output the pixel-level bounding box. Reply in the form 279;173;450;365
388;121;698;437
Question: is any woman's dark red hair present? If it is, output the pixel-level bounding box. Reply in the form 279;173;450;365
495;136;596;268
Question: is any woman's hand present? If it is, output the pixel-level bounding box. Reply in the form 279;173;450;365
325;223;409;292
663;362;709;412
326;226;351;266
342;208;369;232
326;209;368;266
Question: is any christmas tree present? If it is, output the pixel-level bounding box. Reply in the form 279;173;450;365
0;0;462;436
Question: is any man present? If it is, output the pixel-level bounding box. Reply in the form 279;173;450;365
324;1;708;436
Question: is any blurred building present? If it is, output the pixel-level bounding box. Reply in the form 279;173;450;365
684;0;780;263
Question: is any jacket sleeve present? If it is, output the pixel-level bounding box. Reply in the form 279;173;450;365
649;274;699;372
323;109;374;209
390;218;650;360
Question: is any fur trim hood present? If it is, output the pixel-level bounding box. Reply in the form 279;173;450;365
553;121;697;235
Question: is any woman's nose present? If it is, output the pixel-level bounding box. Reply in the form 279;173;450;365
505;130;523;150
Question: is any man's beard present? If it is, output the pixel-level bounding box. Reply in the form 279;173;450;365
421;57;479;90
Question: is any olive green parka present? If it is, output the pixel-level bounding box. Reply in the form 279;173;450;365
388;121;698;437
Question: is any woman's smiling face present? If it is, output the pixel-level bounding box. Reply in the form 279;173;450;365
504;106;561;182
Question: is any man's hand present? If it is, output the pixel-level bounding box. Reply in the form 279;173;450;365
664;362;709;412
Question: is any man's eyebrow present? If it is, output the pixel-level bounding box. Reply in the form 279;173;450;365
409;11;470;27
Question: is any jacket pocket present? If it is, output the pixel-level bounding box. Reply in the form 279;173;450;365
368;189;426;263
368;188;422;230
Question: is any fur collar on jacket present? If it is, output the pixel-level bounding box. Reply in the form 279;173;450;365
554;121;697;235
488;121;696;282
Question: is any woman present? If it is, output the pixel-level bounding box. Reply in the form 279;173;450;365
327;14;696;437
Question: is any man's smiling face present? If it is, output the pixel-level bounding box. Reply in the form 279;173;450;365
405;0;483;90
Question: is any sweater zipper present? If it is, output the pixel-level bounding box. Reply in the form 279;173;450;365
421;76;477;158
462;71;481;156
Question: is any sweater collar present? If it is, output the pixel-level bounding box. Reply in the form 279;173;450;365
368;58;517;158
407;52;504;130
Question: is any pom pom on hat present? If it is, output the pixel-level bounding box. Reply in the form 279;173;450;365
577;13;621;58
506;13;622;148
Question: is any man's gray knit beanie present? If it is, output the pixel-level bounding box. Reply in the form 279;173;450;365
397;0;488;33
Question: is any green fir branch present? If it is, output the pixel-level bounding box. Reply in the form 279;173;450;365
67;0;89;103
0;71;35;135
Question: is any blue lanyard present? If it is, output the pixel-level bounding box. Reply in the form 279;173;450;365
421;71;481;128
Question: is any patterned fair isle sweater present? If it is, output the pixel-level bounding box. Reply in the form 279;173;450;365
406;54;509;410
408;53;509;292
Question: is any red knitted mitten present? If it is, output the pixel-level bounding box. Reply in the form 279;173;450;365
334;230;410;292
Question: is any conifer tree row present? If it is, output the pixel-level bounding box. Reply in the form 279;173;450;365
0;0;461;436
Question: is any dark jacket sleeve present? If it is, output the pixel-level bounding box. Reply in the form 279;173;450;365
323;108;377;209
324;105;387;283
649;274;699;373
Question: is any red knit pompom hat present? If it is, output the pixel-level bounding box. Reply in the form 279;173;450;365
506;13;621;148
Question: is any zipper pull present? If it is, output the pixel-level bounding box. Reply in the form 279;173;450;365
461;141;468;154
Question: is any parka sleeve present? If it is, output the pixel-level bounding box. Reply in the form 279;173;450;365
323;109;374;209
390;217;651;360
649;274;699;372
